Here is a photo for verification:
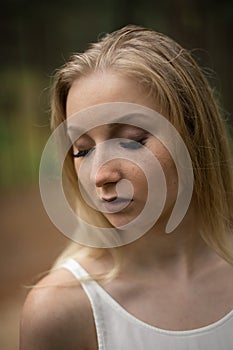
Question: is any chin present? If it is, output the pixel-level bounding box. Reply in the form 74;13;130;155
104;214;136;229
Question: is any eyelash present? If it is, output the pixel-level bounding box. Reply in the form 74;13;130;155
72;138;147;158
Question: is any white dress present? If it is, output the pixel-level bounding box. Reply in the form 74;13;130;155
61;258;233;350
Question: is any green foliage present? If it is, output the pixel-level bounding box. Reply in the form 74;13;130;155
0;69;50;188
0;0;232;188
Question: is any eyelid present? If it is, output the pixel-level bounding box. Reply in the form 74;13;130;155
72;148;94;158
72;133;149;158
119;137;147;149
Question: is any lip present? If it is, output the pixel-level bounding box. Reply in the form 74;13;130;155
101;196;117;202
101;197;133;212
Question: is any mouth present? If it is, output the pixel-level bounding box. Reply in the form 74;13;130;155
102;197;131;203
100;197;133;212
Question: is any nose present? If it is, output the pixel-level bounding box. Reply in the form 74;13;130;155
90;145;122;187
91;161;121;188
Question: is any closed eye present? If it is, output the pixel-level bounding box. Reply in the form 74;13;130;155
72;138;147;158
119;138;147;150
72;149;93;158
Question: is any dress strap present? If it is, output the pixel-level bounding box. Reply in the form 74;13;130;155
60;258;106;350
61;258;91;279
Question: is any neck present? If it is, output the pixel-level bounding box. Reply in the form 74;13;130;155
114;206;217;279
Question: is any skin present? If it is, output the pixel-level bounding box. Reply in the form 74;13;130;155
20;71;233;350
70;91;178;229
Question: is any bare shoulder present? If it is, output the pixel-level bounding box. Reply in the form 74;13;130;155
20;268;97;350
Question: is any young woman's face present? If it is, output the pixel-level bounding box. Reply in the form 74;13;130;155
66;72;178;229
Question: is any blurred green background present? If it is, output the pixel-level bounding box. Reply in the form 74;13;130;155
0;0;232;349
1;0;232;188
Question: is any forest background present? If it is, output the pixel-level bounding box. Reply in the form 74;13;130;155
0;1;232;349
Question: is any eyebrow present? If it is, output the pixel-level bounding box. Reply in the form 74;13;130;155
67;123;124;134
67;113;145;135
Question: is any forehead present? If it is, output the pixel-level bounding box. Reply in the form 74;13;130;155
66;72;161;118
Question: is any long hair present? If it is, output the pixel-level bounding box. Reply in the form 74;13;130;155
50;25;233;275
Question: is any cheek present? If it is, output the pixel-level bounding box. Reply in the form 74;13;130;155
73;159;80;174
72;160;81;183
73;155;90;177
72;159;89;192
150;141;178;185
160;159;178;205
126;164;148;194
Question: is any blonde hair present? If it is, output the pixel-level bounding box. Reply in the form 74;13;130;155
50;25;233;277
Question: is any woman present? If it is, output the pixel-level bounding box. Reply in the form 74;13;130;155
20;25;233;349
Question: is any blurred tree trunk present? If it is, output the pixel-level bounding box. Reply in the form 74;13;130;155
167;0;233;125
